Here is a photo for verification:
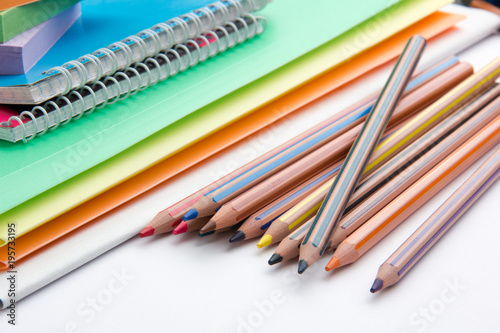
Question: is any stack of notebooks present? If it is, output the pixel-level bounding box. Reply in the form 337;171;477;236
0;0;499;308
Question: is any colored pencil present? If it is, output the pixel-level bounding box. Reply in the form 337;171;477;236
268;218;314;266
198;223;242;237
177;56;461;224
230;163;341;243
329;84;500;249
326;110;500;271
271;62;473;236
298;35;427;274
365;57;500;174
172;216;211;235
203;58;470;234
254;118;414;248
371;144;500;293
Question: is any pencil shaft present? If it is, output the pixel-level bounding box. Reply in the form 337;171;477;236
186;56;461;220
237;163;340;241
330;85;500;248
332;111;500;268
270;219;313;265
374;145;500;290
366;57;500;173
278;61;472;232
300;36;426;270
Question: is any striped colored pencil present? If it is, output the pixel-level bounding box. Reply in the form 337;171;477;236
268;218;314;266
326;109;500;271
203;58;471;234
176;57;462;225
371;144;500;293
230;163;342;242
265;91;500;264
328;84;500;249
365;57;500;174
270;62;474;237
299;35;427;274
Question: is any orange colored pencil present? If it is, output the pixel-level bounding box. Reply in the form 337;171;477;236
327;110;500;271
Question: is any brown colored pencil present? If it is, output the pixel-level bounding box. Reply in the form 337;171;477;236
326;110;500;271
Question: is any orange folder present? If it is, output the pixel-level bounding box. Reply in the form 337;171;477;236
0;0;40;11
0;11;464;270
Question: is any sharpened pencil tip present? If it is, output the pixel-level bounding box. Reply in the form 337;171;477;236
172;222;188;235
171;219;182;228
229;230;246;243
200;220;216;233
298;260;309;274
370;278;384;293
257;235;273;249
139;226;155;238
198;230;215;237
325;257;340;271
183;208;198;221
268;253;283;265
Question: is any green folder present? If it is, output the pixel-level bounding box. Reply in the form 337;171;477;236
0;0;81;42
1;0;429;214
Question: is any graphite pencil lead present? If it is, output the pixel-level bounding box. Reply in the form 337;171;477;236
298;259;309;274
229;230;246;243
268;253;283;265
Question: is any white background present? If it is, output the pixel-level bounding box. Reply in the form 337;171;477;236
2;14;500;333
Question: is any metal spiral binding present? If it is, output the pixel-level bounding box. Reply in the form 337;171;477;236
8;15;266;143
39;0;270;99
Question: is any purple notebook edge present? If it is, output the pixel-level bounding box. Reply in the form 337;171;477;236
0;3;81;75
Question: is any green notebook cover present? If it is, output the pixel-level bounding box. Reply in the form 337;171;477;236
0;0;406;214
0;0;81;42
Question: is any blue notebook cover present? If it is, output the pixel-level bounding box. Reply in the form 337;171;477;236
0;0;214;87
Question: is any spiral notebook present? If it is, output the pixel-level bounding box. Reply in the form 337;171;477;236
0;0;269;142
